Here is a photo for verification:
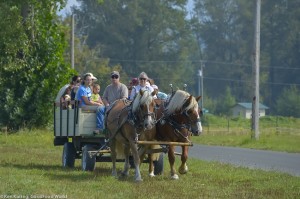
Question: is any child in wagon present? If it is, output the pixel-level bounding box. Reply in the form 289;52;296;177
91;84;104;105
60;85;72;109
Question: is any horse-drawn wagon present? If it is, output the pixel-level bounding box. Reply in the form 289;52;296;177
53;88;202;181
53;98;164;175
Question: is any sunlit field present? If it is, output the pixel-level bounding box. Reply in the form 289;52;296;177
192;115;300;153
0;130;299;199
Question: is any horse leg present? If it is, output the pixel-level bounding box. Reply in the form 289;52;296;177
168;146;179;180
139;145;155;177
129;140;143;182
121;144;130;177
148;152;155;177
110;138;118;178
179;146;189;174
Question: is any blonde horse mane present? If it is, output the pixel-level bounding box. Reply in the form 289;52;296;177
132;90;154;113
165;90;198;115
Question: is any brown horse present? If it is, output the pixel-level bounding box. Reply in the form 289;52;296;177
155;90;202;179
106;89;157;182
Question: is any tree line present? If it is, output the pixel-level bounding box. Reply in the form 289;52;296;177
0;0;299;130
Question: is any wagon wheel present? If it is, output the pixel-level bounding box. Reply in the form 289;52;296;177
62;142;76;168
153;153;164;175
82;144;96;171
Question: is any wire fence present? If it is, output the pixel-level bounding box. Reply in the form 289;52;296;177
201;115;300;135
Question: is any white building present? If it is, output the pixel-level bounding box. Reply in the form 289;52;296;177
232;103;269;119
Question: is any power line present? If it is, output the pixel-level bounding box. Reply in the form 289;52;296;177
203;76;300;86
109;58;300;70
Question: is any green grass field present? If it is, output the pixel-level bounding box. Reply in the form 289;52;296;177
192;115;300;153
0;130;300;199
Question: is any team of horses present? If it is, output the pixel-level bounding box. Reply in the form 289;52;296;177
105;89;202;182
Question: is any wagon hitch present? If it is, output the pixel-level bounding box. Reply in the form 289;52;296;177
88;139;111;158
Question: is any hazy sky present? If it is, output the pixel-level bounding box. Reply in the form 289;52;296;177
58;0;80;16
58;0;194;16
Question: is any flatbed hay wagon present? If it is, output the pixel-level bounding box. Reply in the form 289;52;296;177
53;101;165;174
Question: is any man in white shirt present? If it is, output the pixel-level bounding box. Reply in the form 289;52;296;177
129;72;154;100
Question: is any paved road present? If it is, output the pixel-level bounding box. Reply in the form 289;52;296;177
187;144;300;177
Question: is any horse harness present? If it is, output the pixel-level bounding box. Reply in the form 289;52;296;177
117;98;157;142
158;98;198;142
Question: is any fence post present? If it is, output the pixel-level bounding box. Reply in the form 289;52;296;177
207;116;209;134
227;117;230;133
276;116;279;134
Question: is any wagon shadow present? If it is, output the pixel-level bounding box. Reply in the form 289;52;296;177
48;168;112;182
0;162;113;181
0;162;63;171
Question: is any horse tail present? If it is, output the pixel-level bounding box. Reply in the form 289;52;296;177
115;139;125;159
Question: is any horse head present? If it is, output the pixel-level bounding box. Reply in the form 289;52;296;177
182;95;202;136
165;90;202;136
132;89;157;130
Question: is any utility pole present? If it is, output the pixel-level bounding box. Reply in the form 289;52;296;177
200;62;204;109
252;0;261;140
197;62;204;109
197;69;201;99
71;14;75;69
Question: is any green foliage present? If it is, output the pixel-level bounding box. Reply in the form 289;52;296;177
73;0;200;93
215;86;236;115
192;0;254;100
0;1;74;130
192;0;300;115
275;86;300;117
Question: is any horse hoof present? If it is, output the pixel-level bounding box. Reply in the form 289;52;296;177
121;172;129;177
171;174;179;180
179;166;188;174
112;171;118;177
135;178;143;182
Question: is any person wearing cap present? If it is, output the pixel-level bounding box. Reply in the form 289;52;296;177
76;73;106;133
129;72;155;100
85;72;98;81
151;84;168;100
102;71;128;107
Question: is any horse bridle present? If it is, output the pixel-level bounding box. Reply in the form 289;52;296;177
159;102;200;140
131;99;157;128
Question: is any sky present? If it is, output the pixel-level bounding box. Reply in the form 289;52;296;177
57;0;80;16
58;0;194;17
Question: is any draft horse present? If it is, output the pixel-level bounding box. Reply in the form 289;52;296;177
155;89;202;179
105;89;157;182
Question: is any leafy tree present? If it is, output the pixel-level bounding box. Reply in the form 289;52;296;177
192;0;254;101
275;86;300;117
192;0;300;117
261;0;300;110
0;0;74;130
60;15;124;91
215;86;236;115
73;0;199;94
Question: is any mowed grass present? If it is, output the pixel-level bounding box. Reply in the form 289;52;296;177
0;130;300;198
192;130;300;153
192;115;300;153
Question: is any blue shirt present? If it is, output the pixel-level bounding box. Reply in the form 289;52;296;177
76;85;91;107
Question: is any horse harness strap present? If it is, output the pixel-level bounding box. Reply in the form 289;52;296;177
158;112;192;142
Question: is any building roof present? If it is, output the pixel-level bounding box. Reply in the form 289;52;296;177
235;102;269;110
